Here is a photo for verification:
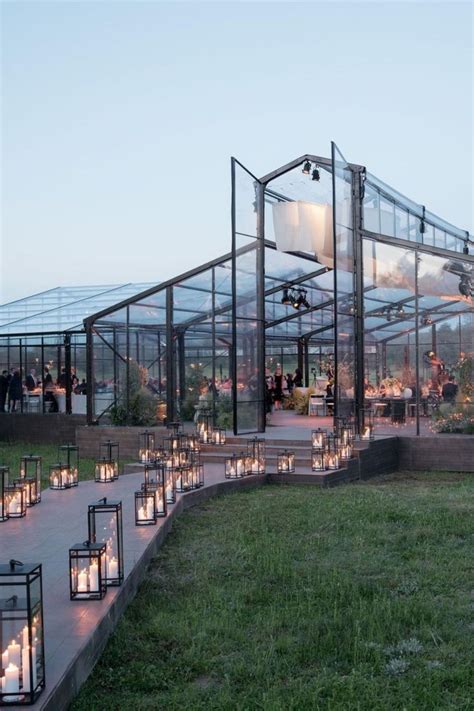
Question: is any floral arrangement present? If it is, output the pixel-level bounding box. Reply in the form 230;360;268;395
381;377;402;390
431;411;474;434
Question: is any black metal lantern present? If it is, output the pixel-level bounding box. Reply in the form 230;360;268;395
49;463;76;490
135;490;156;526
13;478;39;508
1;467;10;523
326;435;340;470
0;560;45;704
164;466;176;505
142;480;167;517
99;441;119;480
143;462;164;488
88;498;124;587
311;428;327;451
138;430;155;464
58;444;79;483
211;428;226;445
4;485;26;519
174;466;193;493
153;446;166;464
164;450;180;471
187;434;201;452
94;458;117;484
225;453;247;479
277;450;295;473
19;456;41;497
311;450;326;472
190;462;204;489
164;434;181;453
338;423;355;446
246;438;265;475
360;408;374;441
166;421;183;434
69;541;107;601
338;439;353;462
196;411;213;443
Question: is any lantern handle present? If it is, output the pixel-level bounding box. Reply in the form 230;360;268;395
83;540;91;547
9;559;23;570
99;497;107;504
5;594;18;608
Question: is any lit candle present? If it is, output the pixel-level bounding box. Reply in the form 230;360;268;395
21;645;37;693
77;569;88;592
108;557;118;579
89;560;99;591
137;505;146;521
7;641;20;668
2;648;9;668
4;663;20;699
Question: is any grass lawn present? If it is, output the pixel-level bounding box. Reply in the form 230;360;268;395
0;441;97;488
72;471;474;710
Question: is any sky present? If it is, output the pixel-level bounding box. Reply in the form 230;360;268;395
1;0;473;303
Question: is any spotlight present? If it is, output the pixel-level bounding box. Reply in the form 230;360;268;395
419;220;426;234
459;275;473;298
386;307;392;322
291;288;311;310
301;289;310;309
396;304;405;316
311;167;320;182
281;288;292;305
463;242;469;255
302;160;311;175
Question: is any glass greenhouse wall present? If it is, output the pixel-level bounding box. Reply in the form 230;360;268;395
1;142;472;436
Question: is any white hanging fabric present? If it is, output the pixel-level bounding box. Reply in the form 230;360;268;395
272;200;334;267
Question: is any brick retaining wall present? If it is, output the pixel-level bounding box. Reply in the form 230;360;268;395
398;436;474;472
0;414;86;444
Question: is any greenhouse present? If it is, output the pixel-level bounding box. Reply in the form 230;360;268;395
1;143;473;436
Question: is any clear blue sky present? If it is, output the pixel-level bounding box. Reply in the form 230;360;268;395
1;1;472;302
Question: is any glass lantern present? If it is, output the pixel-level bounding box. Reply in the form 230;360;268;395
138;430;155;464
49;463;72;490
19;456;41;496
153;446;166;464
94;458;117;484
326;435;340;470
339;423;355;446
164;466;176;505
246;438;265;475
166;421;183;434
4;486;26;519
135;490;156;526
190;462;204;489
211;428;226;446
14;478;39;508
164;434;181;453
88;498;123;587
311;450;326;471
174;466;193;493
225;453;247;479
58;444;79;483
359;408;374;440
0;560;45;705
99;441;119;479
187;434;201;452
69;542;107;601
196;411;213;443
338;441;353;462
311;428;327;451
277;450;295;474
1;467;10;523
177;448;192;467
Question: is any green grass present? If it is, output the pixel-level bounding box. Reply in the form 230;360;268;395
0;441;97;488
72;471;474;710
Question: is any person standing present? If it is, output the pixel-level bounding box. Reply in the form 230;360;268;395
442;375;458;404
0;370;8;412
273;368;283;410
294;368;303;388
25;368;37;391
8;369;23;412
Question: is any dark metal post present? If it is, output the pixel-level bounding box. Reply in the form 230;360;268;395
303;338;309;387
415;253;420;436
431;322;437;354
41;338;45;414
112;328;118;411
330;142;339;419
19;338;24;413
126;306;130;422
86;324;94;424
166;286;175;422
256;180;266;432
297;338;304;378
353;168;366;434
231;159;238;435
64;334;72;414
211;267;217;424
177;330;185;411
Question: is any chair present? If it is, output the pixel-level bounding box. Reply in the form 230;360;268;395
308;395;327;416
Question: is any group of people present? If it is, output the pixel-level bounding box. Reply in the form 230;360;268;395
0;367;87;413
265;367;305;414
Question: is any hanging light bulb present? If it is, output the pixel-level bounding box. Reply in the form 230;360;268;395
302;160;311;175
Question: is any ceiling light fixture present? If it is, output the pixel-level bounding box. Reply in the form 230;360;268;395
302;160;311;175
311;167;320;182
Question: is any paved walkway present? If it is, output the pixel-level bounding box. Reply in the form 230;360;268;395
1;463;232;710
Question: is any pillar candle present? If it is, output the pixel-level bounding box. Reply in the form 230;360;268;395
2;649;9;669
21;645;37;693
4;663;20;697
77;569;88;592
6;641;20;668
108;557;118;578
89;561;99;591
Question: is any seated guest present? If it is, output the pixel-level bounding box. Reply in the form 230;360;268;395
442;375;458;404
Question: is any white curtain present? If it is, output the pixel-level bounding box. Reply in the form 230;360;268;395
272;200;334;267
